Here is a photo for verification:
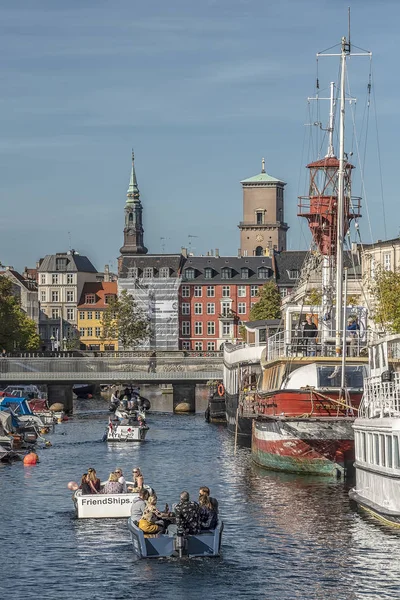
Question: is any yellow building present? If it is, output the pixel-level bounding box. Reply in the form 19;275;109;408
77;282;118;351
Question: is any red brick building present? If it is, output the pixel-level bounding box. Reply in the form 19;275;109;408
178;256;274;350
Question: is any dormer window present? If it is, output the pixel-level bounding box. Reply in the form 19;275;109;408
185;268;195;280
85;294;95;304
258;267;269;279
104;294;116;304
128;267;139;278
241;268;249;279
204;267;213;279
221;267;231;280
288;269;299;280
143;267;154;278
159;267;170;278
55;257;68;271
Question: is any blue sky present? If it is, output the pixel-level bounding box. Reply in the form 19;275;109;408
1;0;399;272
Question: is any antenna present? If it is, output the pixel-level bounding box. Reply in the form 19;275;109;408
188;234;198;253
160;237;168;253
68;231;72;251
348;6;351;54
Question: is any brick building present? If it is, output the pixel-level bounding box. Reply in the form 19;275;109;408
178;255;274;350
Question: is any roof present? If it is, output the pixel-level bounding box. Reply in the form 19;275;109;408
241;172;285;185
0;269;38;291
273;251;308;285
38;252;97;273
306;157;354;169
243;319;281;329
362;237;400;249
119;254;185;278
77;281;118;309
181;255;274;284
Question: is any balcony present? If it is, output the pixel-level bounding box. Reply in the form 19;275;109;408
218;311;237;321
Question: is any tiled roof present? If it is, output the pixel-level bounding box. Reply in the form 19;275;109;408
181;255;274;284
119;254;185;278
38;253;97;273
77;281;118;308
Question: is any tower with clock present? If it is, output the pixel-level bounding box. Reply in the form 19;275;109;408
238;158;288;256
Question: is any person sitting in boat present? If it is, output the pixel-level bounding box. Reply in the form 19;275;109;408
199;486;219;513
138;494;167;534
131;488;150;523
110;390;119;407
114;467;127;492
79;473;91;495
128;467;144;492
198;490;218;530
127;395;139;411
87;468;101;494
174;491;201;535
101;472;123;494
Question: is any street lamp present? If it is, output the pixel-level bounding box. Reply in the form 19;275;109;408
63;336;67;351
50;335;55;351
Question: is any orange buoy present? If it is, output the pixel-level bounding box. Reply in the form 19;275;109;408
217;383;225;397
23;452;39;466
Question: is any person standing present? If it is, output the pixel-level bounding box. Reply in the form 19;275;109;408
302;315;318;356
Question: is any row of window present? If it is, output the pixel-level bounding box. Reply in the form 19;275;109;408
182;341;216;351
181;285;260;298
355;430;400;469
40;273;75;285
184;267;270;280
79;327;102;338
51;308;75;320
181;322;232;336
41;290;75;302
78;311;102;321
182;302;252;315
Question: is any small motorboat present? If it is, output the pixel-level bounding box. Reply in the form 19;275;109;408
106;408;149;442
73;481;152;518
127;519;224;558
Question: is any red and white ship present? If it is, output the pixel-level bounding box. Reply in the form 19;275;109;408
250;34;371;477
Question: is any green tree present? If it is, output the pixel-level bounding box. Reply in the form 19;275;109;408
102;290;149;349
249;281;282;321
305;288;322;306
0;276;40;351
369;266;400;333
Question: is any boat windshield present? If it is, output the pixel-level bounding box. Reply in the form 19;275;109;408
317;365;366;390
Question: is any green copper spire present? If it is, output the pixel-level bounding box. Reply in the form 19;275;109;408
126;149;140;203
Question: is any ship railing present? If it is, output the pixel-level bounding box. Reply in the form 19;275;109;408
360;372;400;418
267;329;367;361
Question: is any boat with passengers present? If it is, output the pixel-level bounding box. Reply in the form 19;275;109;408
106;406;149;442
350;334;400;526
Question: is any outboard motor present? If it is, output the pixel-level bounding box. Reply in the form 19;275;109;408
175;526;187;558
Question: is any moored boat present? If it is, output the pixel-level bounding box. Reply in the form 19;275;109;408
350;335;400;526
128;518;223;558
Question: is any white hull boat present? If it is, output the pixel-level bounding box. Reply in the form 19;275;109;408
106;423;149;442
128;518;224;558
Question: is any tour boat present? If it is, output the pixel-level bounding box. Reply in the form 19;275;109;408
106;408;149;442
250;33;372;476
128;518;224;558
350;335;400;526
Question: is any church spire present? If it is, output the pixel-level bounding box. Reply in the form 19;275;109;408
120;150;148;256
127;150;140;202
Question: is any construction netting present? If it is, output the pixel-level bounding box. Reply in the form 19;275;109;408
118;277;181;350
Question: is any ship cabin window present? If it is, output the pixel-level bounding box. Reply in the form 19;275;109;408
361;431;367;462
380;435;386;467
374;434;380;465
387;436;393;469
317;365;365;389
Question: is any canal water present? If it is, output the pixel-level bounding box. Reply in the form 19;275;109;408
1;399;399;600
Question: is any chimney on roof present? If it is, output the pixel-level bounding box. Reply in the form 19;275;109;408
211;249;214;257
351;242;358;255
215;248;219;258
237;249;241;258
104;264;110;282
181;247;188;258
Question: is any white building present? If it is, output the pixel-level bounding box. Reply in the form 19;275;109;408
38;251;99;350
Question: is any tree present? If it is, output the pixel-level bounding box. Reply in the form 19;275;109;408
249;281;282;321
305;288;322;306
0;276;40;351
102;290;149;349
369;266;400;333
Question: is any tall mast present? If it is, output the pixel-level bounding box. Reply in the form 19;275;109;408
335;36;350;355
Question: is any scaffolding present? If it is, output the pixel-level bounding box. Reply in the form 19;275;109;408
119;277;181;350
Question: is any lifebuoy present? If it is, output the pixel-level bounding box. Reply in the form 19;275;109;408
217;383;225;397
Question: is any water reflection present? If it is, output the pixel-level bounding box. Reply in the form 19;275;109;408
0;399;398;600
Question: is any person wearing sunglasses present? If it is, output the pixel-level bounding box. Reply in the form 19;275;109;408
114;468;127;493
128;467;144;492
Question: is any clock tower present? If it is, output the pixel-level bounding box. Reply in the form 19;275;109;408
119;151;148;257
238;158;288;256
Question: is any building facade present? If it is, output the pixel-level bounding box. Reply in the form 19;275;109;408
178;256;274;350
38;251;99;349
0;268;39;327
77;281;118;351
238;158;288;256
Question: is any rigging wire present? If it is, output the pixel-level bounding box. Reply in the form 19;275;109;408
371;64;388;240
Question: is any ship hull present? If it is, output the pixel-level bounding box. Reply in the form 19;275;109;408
225;392;253;439
252;417;355;476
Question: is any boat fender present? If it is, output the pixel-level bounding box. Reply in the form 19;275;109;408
23;452;39;466
217;384;225;397
67;481;79;491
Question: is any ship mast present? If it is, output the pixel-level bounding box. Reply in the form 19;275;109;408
334;35;350;355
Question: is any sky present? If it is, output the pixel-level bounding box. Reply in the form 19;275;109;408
1;0;399;272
